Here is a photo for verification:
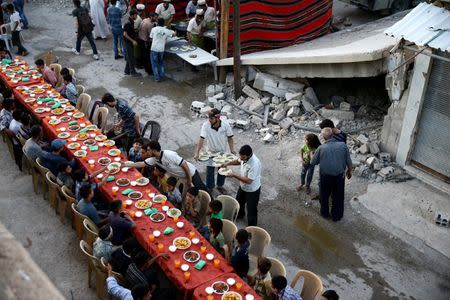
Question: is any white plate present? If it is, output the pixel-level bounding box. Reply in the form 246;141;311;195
205;287;214;295
176;221;184;228
218;167;232;176
191;238;200;245
181;264;189;271
226;278;236;286
167;208;181;218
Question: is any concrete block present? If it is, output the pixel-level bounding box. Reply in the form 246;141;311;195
240;97;254;110
250;115;264;127
379;152;392;162
261;97;271;105
214;100;225;110
369;142;380;155
271;96;281;105
190;101;205;112
373;162;383;171
280;117;294;129
213;92;225;100
236;119;250;129
249;98;264;113
304;87;319;106
227;119;236;127
285;92;302;102
301;95;315;112
206;85;216;97
262;133;274;143
253;72;304;97
225;73;234;86
320;108;355;120
339;101;351;111
287;106;300;118
273;109;286;121
242;85;261;99
366;156;377;167
272;125;281;133
357;144;369;154
378;166;395;177
246;66;258;82
357;134;369;145
221;104;233;116
236;96;246;105
287;100;301;108
207;97;218;106
200;106;212;114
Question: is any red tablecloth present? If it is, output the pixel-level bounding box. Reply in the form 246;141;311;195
2;61;247;297
192;273;262;300
0;61;44;88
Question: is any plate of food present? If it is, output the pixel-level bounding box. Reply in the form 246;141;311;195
58;98;69;104
213;157;226;164
34;107;46;114
45;101;56;107
68;125;81;132
97;157;111;166
24;97;36;103
64;106;75;112
67;142;80;150
135;199;152;209
167;208;182;218
57;132;71;139
73;112;85;119
85;125;98;131
48;118;61;125
218;167;232;176
212;282;229;295
116;178;130;187
198;153;210;161
95;135;107;141
222;292;242;300
104;140;115;147
129;191;143;200
107;162;121;174
60;116;71;122
76;132;89;140
83;139;96;146
170;46;179;51
173;237;191;250
183;250;200;263
153;194;167;203
135;177;149;186
33;88;45;94
48;92;59;98
149;212;165;222
74;150;87;157
108;149;121;157
51;107;65;115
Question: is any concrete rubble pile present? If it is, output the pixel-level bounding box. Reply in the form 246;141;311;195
191;69;384;145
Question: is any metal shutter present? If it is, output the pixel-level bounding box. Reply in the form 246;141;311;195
411;51;450;182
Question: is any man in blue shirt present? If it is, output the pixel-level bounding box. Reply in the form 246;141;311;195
76;185;109;226
41;139;73;175
109;200;135;246
272;276;303;300
102;93;141;151
311;127;352;221
185;0;198;18
107;0;125;59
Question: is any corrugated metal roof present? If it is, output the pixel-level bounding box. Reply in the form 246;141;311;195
385;3;450;52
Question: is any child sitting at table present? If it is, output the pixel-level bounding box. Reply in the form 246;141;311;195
208;218;225;256
56;162;74;190
198;200;223;239
248;257;273;300
165;176;182;208
128;138;143;162
182;186;201;228
231;229;250;278
72;166;108;206
62;74;78;105
153;164;169;193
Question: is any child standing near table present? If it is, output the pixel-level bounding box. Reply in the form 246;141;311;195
297;133;321;194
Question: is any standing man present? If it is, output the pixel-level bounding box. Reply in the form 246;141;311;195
149;18;175;82
124;141;208;192
107;0;124;59
155;0;175;27
35;59;57;87
72;0;99;60
310;127;352;222
6;4;28;56
123;9;141;77
101;93;141;151
187;9;205;49
137;10;155;75
197;0;215;29
12;0;28;29
185;0;197;19
194;108;235;194
223;145;261;226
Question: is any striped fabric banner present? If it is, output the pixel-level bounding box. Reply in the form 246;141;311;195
131;0;332;55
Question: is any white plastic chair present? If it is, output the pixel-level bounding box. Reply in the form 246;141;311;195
77;93;91;115
0;24;13;52
76;84;85;95
267;257;287;277
290;270;323;300
222;219;238;252
217;195;240;222
92;106;108;133
197;190;211;227
50;63;62;87
246;226;271;257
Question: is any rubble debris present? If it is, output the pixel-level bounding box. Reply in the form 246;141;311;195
242;85;261;99
253;72;304;97
304;87;320;106
339;101;351;111
280;117;294;130
320;108;355;120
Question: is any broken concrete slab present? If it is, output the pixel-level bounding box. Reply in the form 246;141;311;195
280;117;294;130
357;144;370;154
369;142;380;155
253;72;304;97
357;134;370;145
246;66;258;82
236;119;250;129
285;92;302;102
271;96;281;105
261;97;271;105
287;106;300;118
366;156;377;167
339;101;351;111
320;108;355;120
379;152;392;162
213;92;225;100
242;85;261;99
378;166;395;177
304;87;320;106
236;96;246;106
221;104;233;116
191;101;206;113
249;98;265;113
287;100;301;108
206;85;216;97
301;96;315;112
250;115;264;127
262;133;274;143
273;109;287;121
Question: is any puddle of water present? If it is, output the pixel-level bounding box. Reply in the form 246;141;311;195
294;216;343;260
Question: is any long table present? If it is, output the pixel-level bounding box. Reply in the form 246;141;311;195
2;59;261;299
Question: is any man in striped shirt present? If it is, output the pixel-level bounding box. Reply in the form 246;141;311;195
107;0;125;59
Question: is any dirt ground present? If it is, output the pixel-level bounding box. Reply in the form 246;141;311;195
0;1;449;300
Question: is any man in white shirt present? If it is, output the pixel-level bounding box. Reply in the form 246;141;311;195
187;9;205;48
185;0;198;18
223;145;262;226
149;18;175;82
125;141;207;191
197;0;215;29
6;3;28;56
155;0;175;27
194;108;235;194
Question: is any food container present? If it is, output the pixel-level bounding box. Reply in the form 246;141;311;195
181;264;189;271
162;206;169;212
191;238;200;245
176;221;184;228
135;211;142;218
169;245;177;253
153;230;161;237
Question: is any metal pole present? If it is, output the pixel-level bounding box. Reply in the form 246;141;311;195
232;0;241;100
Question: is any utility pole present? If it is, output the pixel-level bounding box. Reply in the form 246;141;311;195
232;0;241;100
219;0;230;83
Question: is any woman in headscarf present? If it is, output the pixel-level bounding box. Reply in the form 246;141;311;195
89;0;110;39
